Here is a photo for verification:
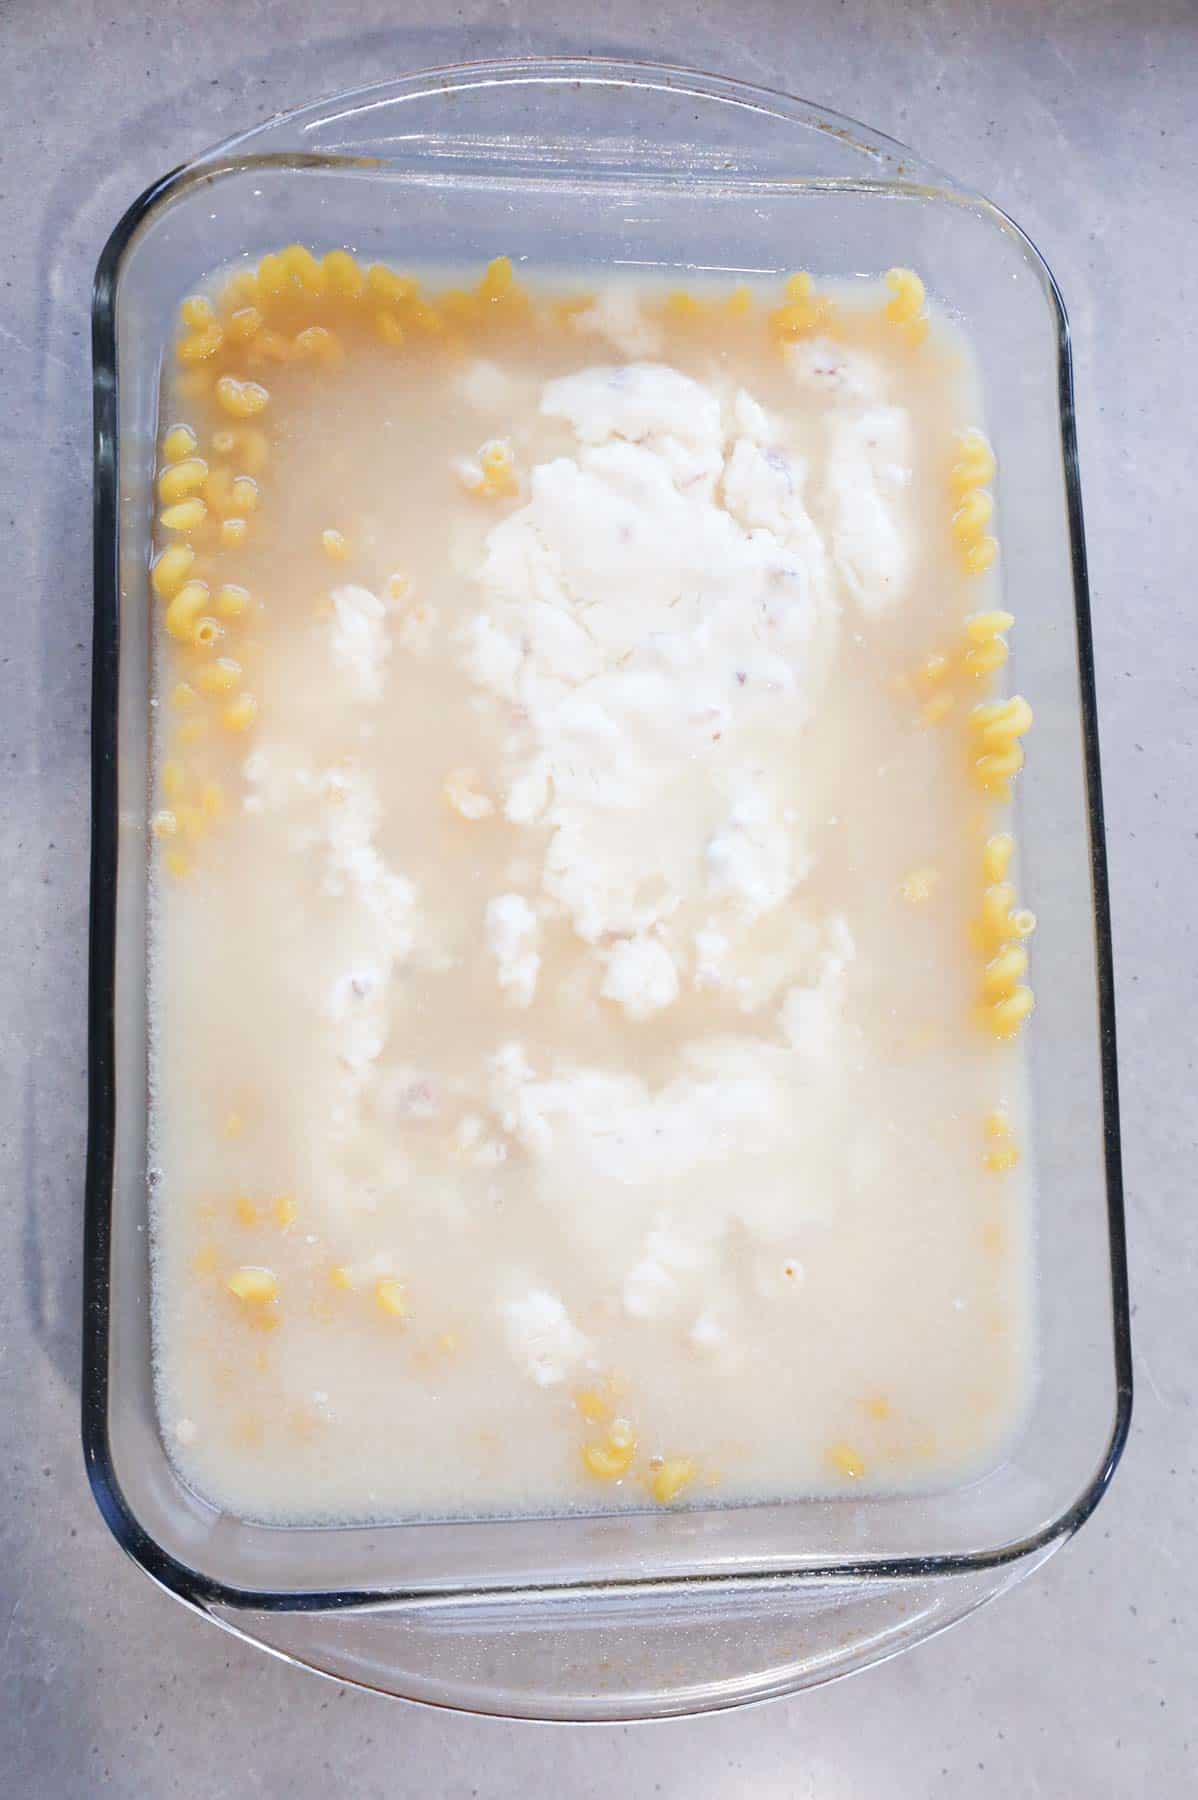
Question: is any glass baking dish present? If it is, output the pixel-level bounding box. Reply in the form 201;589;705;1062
85;56;1130;1718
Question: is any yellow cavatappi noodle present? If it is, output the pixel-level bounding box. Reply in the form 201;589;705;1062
970;693;1034;800
475;439;518;498
376;1277;410;1320
226;306;264;346
215;375;270;418
221;693;258;733
827;1441;866;1481
982;831;1014;884
949;426;999;575
163;579;210;643
582;1415;637;1481
976;838;1036;1040
227;1266;279;1305
230;476;259;514
176;323;224;365
216;582;250;620
962;607;1014;679
161;423;198;463
985;1130;1021;1174
649;1457;697;1505
767;270;833;344
574;1386;614;1426
986;986;1035;1038
294;324;343;366
158;457;208;504
323;248;365;301
151;542;196;601
180;295;217;331
196;656;243;697
883;266;930;345
191;617;224;653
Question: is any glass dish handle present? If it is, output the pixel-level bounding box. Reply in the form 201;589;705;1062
209;1553;1050;1720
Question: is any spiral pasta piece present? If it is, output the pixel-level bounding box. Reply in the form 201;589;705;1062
949;427;999;574
975;838;1036;1039
970;695;1033;799
768;271;833;344
883;267;929;345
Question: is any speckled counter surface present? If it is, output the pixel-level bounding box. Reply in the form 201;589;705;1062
1;1;1193;1791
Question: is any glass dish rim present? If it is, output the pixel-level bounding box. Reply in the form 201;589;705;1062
84;51;1132;1617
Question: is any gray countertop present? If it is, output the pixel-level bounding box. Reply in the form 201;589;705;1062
2;0;1194;1791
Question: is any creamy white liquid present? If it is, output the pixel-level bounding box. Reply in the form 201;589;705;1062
149;275;1033;1523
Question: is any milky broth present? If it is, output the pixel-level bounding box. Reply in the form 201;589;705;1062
148;266;1034;1522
